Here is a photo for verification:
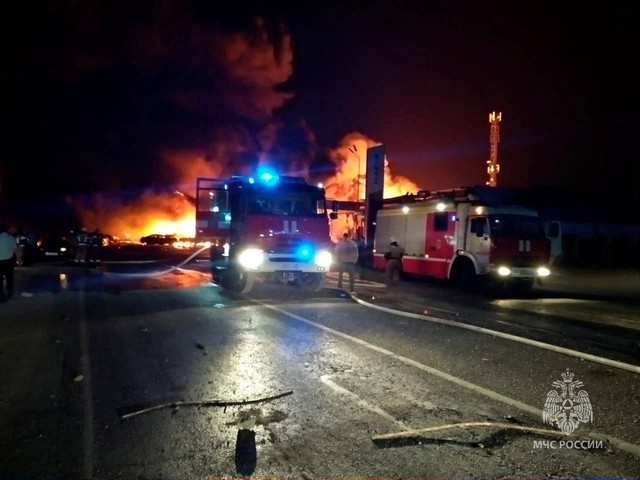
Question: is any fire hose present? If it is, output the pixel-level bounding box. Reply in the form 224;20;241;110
100;244;212;278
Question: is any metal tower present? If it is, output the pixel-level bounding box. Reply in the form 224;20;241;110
486;111;501;187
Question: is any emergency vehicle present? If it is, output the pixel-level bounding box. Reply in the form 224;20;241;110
195;168;336;293
372;186;551;291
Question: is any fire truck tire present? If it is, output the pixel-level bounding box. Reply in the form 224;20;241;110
450;258;476;291
221;268;255;294
297;272;326;292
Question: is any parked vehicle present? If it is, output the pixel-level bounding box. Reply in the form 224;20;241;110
139;234;178;246
195;168;336;293
37;236;69;261
372;186;551;291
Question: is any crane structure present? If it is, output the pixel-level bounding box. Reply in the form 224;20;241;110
486;111;502;187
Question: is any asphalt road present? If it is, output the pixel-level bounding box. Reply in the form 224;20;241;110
1;255;639;478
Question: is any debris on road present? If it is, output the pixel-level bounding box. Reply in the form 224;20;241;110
371;421;588;448
118;389;293;420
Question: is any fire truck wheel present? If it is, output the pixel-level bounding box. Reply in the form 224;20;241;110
221;269;255;294
450;258;476;291
297;272;326;292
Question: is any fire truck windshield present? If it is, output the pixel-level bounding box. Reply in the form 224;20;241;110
488;214;545;237
248;191;325;217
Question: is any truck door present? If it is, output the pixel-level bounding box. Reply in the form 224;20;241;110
195;178;231;240
466;216;490;272
424;211;454;278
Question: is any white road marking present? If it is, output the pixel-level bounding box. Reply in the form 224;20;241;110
348;294;640;374
320;375;411;431
78;290;95;477
253;299;640;459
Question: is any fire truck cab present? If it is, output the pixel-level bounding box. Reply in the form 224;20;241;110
373;186;551;291
195;169;335;293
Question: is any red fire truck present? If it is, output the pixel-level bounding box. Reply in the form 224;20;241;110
195;169;336;293
372;186;551;291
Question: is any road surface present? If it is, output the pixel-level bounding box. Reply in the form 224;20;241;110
1;256;639;478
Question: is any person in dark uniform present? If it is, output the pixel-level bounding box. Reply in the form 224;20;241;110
88;229;103;264
384;239;405;286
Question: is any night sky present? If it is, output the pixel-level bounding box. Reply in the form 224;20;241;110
1;1;636;229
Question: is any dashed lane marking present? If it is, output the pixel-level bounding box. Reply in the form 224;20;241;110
253;299;640;459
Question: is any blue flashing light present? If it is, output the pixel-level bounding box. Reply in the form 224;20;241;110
224;213;232;222
296;242;315;260
256;166;279;185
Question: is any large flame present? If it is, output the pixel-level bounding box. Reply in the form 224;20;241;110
76;132;420;243
323;132;420;240
323;132;420;202
76;149;225;241
75;190;196;242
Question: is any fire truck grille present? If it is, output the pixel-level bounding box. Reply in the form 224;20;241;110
269;257;313;263
269;238;305;254
510;256;537;267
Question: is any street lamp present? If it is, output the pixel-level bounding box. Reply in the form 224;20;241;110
348;145;362;202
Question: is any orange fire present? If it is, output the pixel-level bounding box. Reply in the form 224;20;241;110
322;132;420;241
75;190;196;242
76;149;224;241
76;133;420;243
323;132;419;202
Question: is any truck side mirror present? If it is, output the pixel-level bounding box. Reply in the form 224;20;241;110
329;212;338;220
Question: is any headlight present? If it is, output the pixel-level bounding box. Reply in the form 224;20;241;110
537;266;551;277
238;248;264;269
497;266;511;276
60;247;67;252
314;250;332;268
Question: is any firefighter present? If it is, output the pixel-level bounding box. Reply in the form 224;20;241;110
88;228;103;264
75;227;89;263
384;238;405;286
15;229;29;267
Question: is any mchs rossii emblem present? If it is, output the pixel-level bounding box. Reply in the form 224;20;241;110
543;369;593;435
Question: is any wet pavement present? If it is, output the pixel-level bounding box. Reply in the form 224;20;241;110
1;260;639;478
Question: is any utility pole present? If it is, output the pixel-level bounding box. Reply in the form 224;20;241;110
348;145;362;202
486;111;501;187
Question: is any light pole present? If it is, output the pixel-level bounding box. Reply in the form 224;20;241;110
348;145;361;202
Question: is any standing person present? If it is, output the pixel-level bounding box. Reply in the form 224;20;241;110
75;227;89;263
0;223;17;302
15;229;29;267
334;232;359;292
88;228;103;264
384;238;405;286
